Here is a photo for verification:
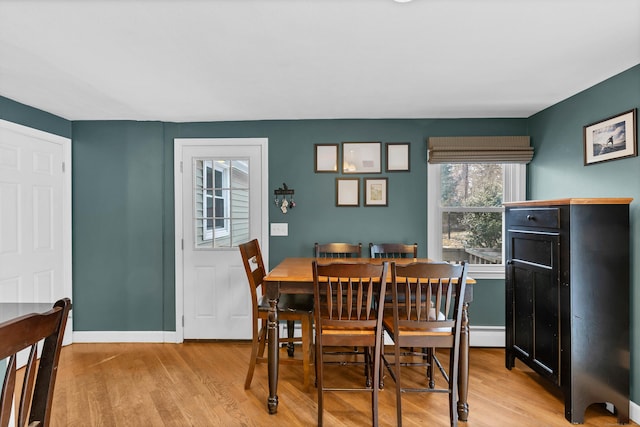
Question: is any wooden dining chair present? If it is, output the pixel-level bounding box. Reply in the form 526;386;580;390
382;261;468;427
369;242;417;259
314;242;362;258
315;242;370;377
0;298;71;427
312;260;389;427
239;239;315;392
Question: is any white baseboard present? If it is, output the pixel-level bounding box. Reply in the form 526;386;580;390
469;325;504;347
631;399;640;424
72;331;179;343
74;327;505;346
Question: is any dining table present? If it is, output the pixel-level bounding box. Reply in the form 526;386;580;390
263;257;476;419
0;302;57;324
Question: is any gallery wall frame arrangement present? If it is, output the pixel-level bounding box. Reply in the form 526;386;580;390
342;142;381;173
385;143;410;172
316;140;410;208
315;144;339;172
583;108;637;165
364;178;388;207
336;178;360;207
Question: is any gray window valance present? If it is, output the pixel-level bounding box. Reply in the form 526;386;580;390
427;136;533;164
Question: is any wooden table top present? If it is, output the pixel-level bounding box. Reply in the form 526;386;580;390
265;257;476;284
503;197;633;207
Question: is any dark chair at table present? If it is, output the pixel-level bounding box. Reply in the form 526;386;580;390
315;242;370;379
382;261;468;427
314;242;362;258
369;242;417;259
312;260;388;427
371;243;419;311
239;239;314;392
0;298;71;427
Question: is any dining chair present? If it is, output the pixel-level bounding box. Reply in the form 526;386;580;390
314;242;362;258
239;239;315;392
369;242;417;258
315;242;370;379
0;298;71;427
312;260;389;427
371;243;419;313
382;261;468;427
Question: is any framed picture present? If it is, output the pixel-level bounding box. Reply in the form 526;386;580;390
584;109;637;165
386;143;410;172
336;178;360;207
342;142;381;173
314;144;338;172
364;178;388;207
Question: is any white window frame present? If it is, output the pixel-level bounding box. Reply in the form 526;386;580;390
427;162;526;279
202;160;231;241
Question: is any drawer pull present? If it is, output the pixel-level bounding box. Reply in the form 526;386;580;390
526;215;534;221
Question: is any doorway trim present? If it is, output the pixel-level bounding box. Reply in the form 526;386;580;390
173;137;269;343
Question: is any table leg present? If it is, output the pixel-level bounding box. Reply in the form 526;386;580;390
267;296;279;414
457;302;470;421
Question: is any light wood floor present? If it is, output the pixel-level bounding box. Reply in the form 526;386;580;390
47;342;634;426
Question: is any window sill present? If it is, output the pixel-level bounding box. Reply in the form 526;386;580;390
467;264;505;280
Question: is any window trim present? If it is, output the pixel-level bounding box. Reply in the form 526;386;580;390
427;162;526;279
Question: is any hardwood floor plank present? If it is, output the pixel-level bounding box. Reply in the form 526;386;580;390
44;343;635;426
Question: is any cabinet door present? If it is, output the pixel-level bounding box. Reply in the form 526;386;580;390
508;231;560;384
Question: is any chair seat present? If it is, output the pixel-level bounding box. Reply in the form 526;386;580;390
383;318;454;336
258;293;314;313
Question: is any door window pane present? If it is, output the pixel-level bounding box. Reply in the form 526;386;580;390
194;158;249;248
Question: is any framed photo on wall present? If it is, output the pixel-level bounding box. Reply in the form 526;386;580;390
584;109;637;165
364;178;388;207
386;143;410;172
336;178;360;207
315;144;339;172
342;142;381;173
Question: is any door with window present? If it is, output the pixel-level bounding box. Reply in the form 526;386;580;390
175;138;268;340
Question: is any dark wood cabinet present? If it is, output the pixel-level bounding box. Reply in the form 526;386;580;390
504;198;631;424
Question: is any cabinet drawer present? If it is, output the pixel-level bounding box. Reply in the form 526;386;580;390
508;208;560;229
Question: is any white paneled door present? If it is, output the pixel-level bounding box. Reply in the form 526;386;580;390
0;119;72;339
175;138;268;340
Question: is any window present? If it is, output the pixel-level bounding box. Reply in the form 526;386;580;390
202;161;230;240
203;162;229;239
195;158;249;248
427;162;526;279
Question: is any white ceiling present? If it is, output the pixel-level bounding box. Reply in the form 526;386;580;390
1;0;639;122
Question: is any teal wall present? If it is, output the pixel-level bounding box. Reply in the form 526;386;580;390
71;121;168;331
0;96;71;138
67;118;525;332
527;63;640;401
0;63;637;401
